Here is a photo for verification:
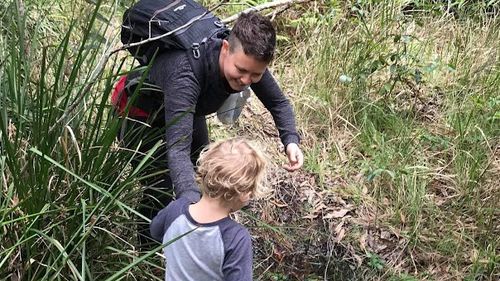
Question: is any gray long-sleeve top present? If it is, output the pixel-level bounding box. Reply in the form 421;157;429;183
147;38;300;202
151;197;253;281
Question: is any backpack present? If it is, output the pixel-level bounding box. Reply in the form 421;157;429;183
121;0;229;66
117;0;229;119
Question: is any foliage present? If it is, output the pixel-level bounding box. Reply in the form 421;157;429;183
277;0;498;279
0;0;165;279
1;0;499;280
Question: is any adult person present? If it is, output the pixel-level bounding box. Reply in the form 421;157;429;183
112;11;303;250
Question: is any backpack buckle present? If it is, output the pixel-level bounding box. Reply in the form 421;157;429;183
214;20;224;28
192;43;200;59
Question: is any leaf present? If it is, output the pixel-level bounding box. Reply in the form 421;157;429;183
334;221;346;242
276;35;289;43
367;168;395;181
339;74;352;84
414;68;422;84
359;231;367;251
88;32;106;44
323;209;349;219
271;200;288;208
336;228;346;243
334;221;344;234
303;214;318;219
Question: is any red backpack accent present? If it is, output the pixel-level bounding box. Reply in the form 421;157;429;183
111;75;149;118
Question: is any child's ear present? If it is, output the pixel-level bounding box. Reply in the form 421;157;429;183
242;191;252;201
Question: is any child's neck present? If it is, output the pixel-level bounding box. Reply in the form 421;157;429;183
188;196;231;224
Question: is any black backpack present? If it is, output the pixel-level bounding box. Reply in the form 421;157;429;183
121;0;229;66
119;0;229;118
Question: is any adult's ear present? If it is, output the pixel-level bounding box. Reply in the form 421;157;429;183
221;39;230;53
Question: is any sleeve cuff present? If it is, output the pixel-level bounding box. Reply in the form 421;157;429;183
282;133;301;150
176;189;201;203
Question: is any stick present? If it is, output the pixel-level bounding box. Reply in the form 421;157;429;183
221;0;313;24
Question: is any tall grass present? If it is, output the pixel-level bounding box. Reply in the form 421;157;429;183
0;0;166;279
1;0;498;280
280;0;498;279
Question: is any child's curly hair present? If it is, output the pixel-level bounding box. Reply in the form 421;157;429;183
196;138;268;203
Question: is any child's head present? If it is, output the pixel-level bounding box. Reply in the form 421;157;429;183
196;138;267;208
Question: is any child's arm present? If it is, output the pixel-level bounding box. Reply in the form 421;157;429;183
222;229;253;281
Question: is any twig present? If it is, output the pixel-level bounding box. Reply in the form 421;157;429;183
267;4;293;21
222;0;313;24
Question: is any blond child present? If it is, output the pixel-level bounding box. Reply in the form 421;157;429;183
150;137;267;281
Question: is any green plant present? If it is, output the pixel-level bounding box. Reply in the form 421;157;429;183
0;0;167;279
276;0;498;279
366;252;384;270
1;0;498;280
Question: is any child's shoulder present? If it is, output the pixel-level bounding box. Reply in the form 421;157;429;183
219;218;251;241
218;219;252;254
150;197;193;241
155;197;191;223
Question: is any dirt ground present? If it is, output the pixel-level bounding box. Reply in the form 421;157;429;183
207;99;408;280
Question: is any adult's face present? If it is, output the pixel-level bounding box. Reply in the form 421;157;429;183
219;39;268;92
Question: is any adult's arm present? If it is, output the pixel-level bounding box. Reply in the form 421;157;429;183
150;206;168;241
149;52;202;203
251;70;300;148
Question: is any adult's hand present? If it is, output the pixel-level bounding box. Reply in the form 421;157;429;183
283;143;304;172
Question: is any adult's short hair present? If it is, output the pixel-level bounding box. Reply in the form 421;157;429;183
228;11;276;63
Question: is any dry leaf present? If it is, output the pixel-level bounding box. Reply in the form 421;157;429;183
11;195;19;206
271;200;288;208
302;188;315;203
323;209;349;219
334;221;344;234
336;228;346;243
313;202;327;213
353;252;363;266
302;214;318;219
359;231;367;251
380;230;391;240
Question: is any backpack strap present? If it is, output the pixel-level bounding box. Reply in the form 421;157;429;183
186;27;230;88
120;25;230;118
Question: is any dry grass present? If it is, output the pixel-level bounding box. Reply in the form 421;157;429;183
210;2;499;280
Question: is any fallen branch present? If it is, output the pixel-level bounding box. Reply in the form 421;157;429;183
222;0;313;24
